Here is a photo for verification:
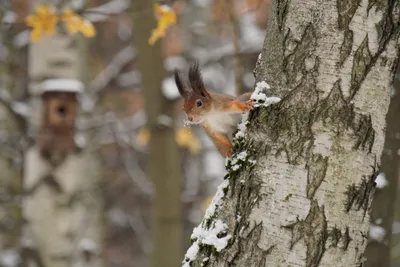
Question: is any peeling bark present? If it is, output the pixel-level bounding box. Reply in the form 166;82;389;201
184;0;400;266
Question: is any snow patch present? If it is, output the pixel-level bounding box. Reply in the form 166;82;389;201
162;77;181;100
183;219;231;266
375;173;388;189
230;151;249;171
204;179;229;220
235;112;250;139
369;224;386;242
251;81;281;107
227;150;256;174
74;133;86;148
78;238;100;254
11;101;31;117
2;11;16;24
157;114;173;127
164;56;187;71
0;249;19;267
40;78;84;94
182;179;230;266
234;81;280;139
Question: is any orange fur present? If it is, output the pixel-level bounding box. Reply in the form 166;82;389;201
175;62;254;158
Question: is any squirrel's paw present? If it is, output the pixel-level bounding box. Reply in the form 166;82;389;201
244;99;255;111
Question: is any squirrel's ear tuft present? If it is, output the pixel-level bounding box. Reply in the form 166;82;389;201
188;61;209;97
174;70;188;98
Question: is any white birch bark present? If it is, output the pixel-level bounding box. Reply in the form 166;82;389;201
23;32;104;267
183;0;400;266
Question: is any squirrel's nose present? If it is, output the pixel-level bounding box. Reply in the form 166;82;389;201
188;116;193;121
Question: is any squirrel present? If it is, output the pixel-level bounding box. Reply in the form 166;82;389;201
174;62;254;158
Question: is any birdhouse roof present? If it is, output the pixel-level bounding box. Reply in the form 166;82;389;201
39;78;84;94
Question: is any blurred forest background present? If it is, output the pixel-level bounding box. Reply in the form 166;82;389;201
0;0;399;267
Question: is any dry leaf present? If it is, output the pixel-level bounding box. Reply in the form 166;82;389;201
61;9;96;38
149;3;177;45
136;127;201;154
175;128;201;154
136;128;151;146
25;4;58;42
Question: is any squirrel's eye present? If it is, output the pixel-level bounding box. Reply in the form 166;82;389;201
196;100;203;108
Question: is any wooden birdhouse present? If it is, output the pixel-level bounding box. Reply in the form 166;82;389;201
36;79;84;166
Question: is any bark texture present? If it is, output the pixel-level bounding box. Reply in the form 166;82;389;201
132;1;183;267
24;32;104;267
183;0;400;266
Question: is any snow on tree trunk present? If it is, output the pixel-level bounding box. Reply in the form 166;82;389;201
182;0;400;266
23;32;104;267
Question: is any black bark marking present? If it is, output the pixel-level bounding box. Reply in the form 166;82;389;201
228;224;272;267
353;115;375;153
282;200;327;267
368;0;387;12
306;154;328;199
338;29;354;67
315;81;375;152
254;75;318;164
375;6;395;48
344;174;377;220
283;24;318;87
276;0;290;32
350;36;372;99
315;80;353;132
328;227;352;250
349;1;398;99
337;0;362;30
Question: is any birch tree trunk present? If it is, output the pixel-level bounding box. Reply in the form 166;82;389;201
24;27;104;267
183;0;400;266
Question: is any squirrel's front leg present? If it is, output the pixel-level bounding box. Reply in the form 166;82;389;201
201;122;232;158
228;98;254;113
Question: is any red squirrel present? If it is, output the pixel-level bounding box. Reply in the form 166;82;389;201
174;62;254;158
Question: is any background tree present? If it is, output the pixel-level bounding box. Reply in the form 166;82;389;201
132;2;182;267
23;3;104;267
0;1;27;264
182;0;400;266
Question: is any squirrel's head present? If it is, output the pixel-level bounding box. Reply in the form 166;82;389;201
174;62;211;124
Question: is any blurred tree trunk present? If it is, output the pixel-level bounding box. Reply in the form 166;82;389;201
365;64;400;267
183;0;400;266
23;14;104;267
0;2;26;264
132;1;182;267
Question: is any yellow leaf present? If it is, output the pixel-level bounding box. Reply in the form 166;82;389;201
80;20;96;37
136;128;151;146
30;28;42;42
149;3;177;45
25;4;58;42
61;9;81;33
61;8;96;38
175;128;201;154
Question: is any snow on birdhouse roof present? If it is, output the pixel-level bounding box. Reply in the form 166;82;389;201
39;78;84;94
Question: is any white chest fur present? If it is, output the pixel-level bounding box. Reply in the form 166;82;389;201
203;110;245;135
